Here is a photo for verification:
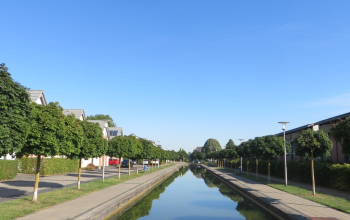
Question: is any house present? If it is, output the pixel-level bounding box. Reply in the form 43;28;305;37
27;90;47;106
86;120;110;168
195;147;203;153
62;109;86;121
108;127;124;140
276;112;350;163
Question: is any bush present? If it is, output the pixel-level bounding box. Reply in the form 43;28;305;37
240;159;350;191
0;160;18;180
19;157;79;175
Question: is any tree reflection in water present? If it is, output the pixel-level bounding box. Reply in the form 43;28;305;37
190;166;275;220
115;167;189;220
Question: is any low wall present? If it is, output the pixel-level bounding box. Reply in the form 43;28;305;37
75;164;184;220
203;165;301;220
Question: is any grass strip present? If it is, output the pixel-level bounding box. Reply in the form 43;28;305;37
217;167;350;214
0;164;176;220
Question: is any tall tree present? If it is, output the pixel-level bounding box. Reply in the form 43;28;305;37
67;120;104;189
225;139;235;149
86;114;116;127
17;102;81;201
202;138;222;154
296;129;333;195
0;64;32;157
263;135;290;181
331;116;350;155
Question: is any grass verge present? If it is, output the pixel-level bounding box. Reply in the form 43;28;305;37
216;167;350;214
0;164;176;220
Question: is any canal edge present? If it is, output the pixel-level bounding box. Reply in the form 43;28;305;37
73;164;186;220
202;165;306;220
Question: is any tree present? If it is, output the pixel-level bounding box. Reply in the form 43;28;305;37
225;139;235;149
202;138;222;154
67;120;105;189
17;102;81;201
296;129;333;195
263;135;290;181
331;116;350;155
251;137;266;178
178;148;188;162
86;114;116;127
0;64;32;157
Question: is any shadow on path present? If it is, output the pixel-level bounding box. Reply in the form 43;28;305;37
2;181;63;188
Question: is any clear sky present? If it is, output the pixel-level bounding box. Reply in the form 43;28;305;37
2;1;350;153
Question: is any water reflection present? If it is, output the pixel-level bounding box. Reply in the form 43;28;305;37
113;166;277;220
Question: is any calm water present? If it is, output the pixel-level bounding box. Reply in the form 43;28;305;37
108;166;278;220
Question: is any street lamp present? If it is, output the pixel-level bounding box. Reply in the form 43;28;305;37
238;139;244;172
278;122;289;187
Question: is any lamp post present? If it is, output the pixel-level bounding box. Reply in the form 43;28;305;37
278;122;289;187
238;139;244;172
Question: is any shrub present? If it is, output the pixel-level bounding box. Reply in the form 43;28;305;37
19;157;79;175
0;160;18;180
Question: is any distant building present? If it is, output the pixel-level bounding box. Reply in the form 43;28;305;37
195;147;203;152
27;90;47;106
63;109;86;121
108;127;123;140
276;112;350;163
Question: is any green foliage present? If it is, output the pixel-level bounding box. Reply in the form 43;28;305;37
107;135;142;159
138;139;154;159
17;102;80;157
332;116;350;155
0;64;32;156
177;148;188;161
202;138;222;154
86;114;116;127
296;129;333;159
0;160;18;180
19;158;79;175
225;139;235;149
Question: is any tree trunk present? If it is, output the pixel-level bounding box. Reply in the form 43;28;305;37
256;159;258;178
32;155;41;202
136;159;139;174
158;158;159;168
268;157;271;182
311;151;316;195
128;159;131;175
118;157;121;179
247;161;249;176
102;155;105;182
78;158;82;189
234;160;236;171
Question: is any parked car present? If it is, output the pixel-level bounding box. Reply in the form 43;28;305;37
151;159;159;165
142;159;149;165
121;159;133;168
131;160;137;165
109;158;119;166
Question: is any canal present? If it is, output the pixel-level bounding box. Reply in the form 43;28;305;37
107;166;278;220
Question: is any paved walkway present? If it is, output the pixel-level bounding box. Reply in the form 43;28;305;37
16;164;182;220
206;165;350;220
0;165;151;203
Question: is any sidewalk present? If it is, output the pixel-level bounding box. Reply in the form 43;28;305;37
16;164;182;220
206;165;350;220
0;165;145;203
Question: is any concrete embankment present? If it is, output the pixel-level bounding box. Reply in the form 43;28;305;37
18;163;186;220
203;165;350;220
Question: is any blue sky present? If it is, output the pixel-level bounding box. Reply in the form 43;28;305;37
2;1;350;153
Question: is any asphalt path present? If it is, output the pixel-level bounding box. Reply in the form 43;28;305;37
0;165;145;203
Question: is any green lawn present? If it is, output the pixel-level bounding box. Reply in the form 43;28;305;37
217;167;350;214
0;164;175;220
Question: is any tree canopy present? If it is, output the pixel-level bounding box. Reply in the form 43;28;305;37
86;114;116;127
296;129;333;159
225;139;235;149
0;64;32;156
202;138;222;154
331;117;350;155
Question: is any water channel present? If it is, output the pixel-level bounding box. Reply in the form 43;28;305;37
107;166;278;220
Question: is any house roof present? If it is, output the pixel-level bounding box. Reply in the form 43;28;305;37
276;111;350;136
108;127;123;139
27;90;47;106
63;109;85;121
195;147;203;152
87;120;108;130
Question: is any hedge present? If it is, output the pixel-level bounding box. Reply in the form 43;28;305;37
19;158;79;175
224;159;350;191
0;160;18;180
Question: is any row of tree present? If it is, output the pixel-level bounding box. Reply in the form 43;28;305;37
1;64;184;202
